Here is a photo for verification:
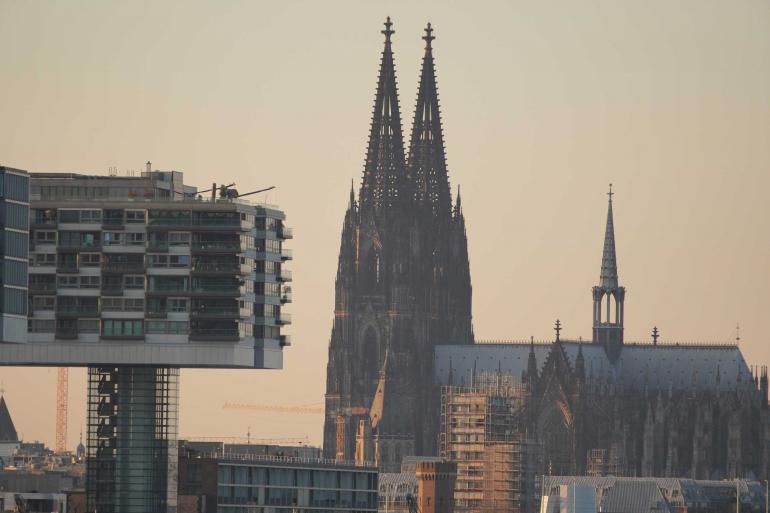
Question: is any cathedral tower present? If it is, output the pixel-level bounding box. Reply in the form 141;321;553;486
323;20;473;466
592;185;625;361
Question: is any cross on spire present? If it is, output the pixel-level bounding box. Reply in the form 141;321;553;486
382;16;394;42
652;326;659;345
608;183;614;201
554;319;562;342
423;22;435;49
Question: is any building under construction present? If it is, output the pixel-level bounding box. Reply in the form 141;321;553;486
440;372;542;513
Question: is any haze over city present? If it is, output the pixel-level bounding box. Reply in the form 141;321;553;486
1;0;768;451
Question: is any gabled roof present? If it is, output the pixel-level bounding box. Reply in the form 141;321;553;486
0;396;18;442
435;341;751;392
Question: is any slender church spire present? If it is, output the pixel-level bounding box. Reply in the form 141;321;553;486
359;17;408;214
600;184;618;289
407;22;452;218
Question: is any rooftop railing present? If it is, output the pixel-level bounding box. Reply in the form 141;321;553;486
193;451;376;470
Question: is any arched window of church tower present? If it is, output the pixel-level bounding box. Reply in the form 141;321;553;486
375;254;380;284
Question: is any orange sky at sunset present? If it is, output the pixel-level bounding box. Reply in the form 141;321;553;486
0;0;768;448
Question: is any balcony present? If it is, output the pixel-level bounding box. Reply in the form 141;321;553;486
278;226;293;239
277;269;292;282
147;218;191;228
147;285;189;295
29;282;57;293
277;313;292;325
190;284;240;296
58;242;101;252
145;310;168;319
190;307;240;318
280;334;292;347
57;306;100;317
280;292;292;304
56;264;79;274
189;329;239;341
101;285;124;296
31;218;57;228
146;241;169;252
191;262;242;274
280;248;293;261
102;219;124;230
55;328;78;339
191;242;240;254
102;262;145;274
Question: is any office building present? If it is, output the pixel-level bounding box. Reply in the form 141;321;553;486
179;448;378;513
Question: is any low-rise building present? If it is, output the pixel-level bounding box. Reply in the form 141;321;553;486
179;448;378;513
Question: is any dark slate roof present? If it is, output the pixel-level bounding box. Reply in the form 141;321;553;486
601;480;671;513
435;340;751;392
0;396;18;442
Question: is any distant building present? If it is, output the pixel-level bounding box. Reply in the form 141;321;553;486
0;166;30;344
0;394;19;466
179;448;378;513
543;476;768;513
435;189;770;481
323;19;473;469
415;460;456;513
0;164;292;513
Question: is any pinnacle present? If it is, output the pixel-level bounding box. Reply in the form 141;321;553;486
599;184;619;289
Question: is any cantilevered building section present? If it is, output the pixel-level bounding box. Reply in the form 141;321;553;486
0;165;292;513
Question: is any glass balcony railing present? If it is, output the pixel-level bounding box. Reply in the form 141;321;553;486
280;292;292;304
148;284;188;293
30;282;57;293
148;218;191;227
191;284;240;294
278;226;293;239
57;306;99;316
192;242;240;252
55;328;78;339
103;262;145;273
281;248;293;260
277;313;292;325
190;307;240;317
277;269;292;282
192;263;241;273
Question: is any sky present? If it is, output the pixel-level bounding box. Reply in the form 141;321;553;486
0;0;768;449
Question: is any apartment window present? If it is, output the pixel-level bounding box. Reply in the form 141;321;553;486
126;232;145;245
125;210;146;223
168;232;190;246
57;276;79;288
101;298;123;311
146;320;188;335
148;255;168;267
123;275;145;289
32;253;56;266
32;296;55;311
102;319;143;337
125;298;144;311
241;235;255;250
80;210;102;223
29;319;55;333
34;231;56;243
169;255;190;268
169;298;188;313
103;232;122;245
58;210;79;223
78;319;100;333
80;276;101;289
80;253;101;267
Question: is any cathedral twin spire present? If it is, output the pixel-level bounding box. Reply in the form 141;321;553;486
359;18;454;218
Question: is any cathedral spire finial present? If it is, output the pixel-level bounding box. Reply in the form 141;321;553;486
423;22;435;49
554;319;562;342
349;179;355;207
382;16;394;43
599;184;619;289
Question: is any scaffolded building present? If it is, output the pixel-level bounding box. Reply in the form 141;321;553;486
440;372;542;513
0;165;291;513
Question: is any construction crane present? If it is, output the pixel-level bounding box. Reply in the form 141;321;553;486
55;368;68;453
223;402;369;416
223;401;323;415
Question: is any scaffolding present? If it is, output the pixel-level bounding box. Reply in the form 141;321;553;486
440;373;542;513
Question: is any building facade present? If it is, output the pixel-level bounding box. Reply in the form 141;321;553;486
435;191;770;486
179;450;378;513
323;19;473;470
0;165;292;513
0;167;30;344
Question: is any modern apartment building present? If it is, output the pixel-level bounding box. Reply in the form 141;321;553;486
0;166;30;344
179;450;378;513
0;164;292;513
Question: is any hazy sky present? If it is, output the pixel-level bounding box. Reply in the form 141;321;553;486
1;0;768;448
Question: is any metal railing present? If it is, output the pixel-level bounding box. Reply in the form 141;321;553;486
194;451;376;469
